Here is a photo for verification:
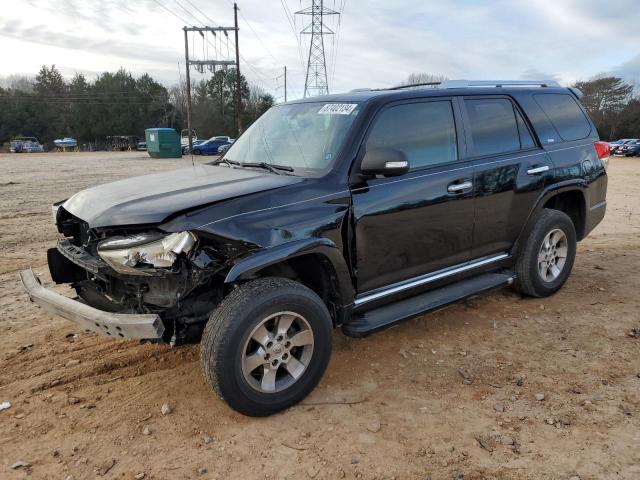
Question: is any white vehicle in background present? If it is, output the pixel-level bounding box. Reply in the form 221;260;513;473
213;136;235;154
10;137;44;153
217;143;232;154
211;136;235;144
180;129;197;149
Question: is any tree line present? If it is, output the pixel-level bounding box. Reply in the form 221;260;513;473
0;65;274;149
573;77;639;140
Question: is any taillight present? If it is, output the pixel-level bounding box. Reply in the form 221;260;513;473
594;141;610;170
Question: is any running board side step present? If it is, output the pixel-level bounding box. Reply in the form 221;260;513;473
342;272;515;338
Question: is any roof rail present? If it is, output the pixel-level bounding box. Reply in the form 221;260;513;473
440;79;561;88
388;82;442;90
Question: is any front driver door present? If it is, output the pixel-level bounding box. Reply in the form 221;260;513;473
351;98;475;294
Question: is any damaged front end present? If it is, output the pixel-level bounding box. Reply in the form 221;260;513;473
35;207;248;344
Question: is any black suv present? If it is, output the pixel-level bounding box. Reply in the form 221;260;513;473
21;80;609;416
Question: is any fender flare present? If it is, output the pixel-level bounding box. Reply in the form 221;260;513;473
224;238;355;308
513;180;588;255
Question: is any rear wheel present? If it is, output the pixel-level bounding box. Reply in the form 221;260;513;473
514;209;577;297
200;277;333;416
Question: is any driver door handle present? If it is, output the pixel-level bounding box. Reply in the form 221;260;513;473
447;181;473;193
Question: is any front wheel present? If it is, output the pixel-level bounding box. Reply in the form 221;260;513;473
514;209;577;297
200;277;333;416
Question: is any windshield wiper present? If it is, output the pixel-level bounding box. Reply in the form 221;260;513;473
213;157;240;168
241;162;294;175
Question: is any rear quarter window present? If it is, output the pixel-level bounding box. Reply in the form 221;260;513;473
533;93;591;141
464;98;521;156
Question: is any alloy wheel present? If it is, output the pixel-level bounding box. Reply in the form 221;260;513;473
537;228;568;282
241;311;315;393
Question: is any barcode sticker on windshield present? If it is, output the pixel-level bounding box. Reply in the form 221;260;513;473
318;103;358;115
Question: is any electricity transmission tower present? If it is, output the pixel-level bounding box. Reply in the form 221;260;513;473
296;1;339;97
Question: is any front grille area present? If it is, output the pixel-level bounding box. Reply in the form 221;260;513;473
57;239;107;275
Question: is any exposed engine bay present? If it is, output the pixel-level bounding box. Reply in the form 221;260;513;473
49;207;246;344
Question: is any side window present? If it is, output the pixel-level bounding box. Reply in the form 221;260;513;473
515;109;536;149
465;98;520;156
533;93;591;141
365;101;458;170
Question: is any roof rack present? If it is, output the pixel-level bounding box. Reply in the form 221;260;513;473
349;80;563;95
441;79;561;88
388;82;442;90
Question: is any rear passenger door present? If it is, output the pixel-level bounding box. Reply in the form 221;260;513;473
351;98;475;293
462;96;553;258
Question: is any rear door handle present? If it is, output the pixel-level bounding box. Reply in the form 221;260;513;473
447;181;473;193
527;165;550;175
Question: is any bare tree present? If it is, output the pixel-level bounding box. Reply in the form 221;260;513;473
397;72;448;87
573;76;634;139
0;75;34;92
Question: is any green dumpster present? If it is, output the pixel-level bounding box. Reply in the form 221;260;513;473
145;128;182;158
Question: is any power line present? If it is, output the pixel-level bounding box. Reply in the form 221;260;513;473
0;99;165;105
280;0;306;72
182;0;219;25
173;0;203;25
330;0;346;87
177;0;278;91
150;0;192;25
236;6;280;64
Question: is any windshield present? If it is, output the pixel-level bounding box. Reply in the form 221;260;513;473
223;101;361;176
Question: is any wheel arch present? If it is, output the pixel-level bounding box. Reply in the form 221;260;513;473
541;189;587;240
513;182;587;257
224;238;355;325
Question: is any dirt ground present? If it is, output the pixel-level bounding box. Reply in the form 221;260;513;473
0;152;639;480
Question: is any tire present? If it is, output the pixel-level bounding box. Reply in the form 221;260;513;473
514;208;577;297
193;149;201;155
200;277;333;416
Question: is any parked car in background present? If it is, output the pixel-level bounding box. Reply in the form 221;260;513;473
617;139;640;156
217;143;232;154
10;137;44;153
211;136;235;144
22;79;608;416
182;139;205;155
190;136;233;155
181;129;197;150
611;139;637;154
136;141;147;151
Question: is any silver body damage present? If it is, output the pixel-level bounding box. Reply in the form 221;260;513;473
19;269;164;339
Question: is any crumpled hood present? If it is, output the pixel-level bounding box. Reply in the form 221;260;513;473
63;164;303;228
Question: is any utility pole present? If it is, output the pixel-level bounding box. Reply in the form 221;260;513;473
234;2;242;135
276;66;288;103
296;0;339;97
182;10;241;146
183;28;193;152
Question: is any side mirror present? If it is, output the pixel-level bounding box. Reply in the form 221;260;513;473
360;148;410;177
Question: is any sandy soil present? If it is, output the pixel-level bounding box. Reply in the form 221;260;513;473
0;152;639;480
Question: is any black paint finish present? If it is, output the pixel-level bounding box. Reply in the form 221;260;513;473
51;85;608;330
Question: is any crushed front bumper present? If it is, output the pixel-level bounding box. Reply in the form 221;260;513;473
19;269;165;339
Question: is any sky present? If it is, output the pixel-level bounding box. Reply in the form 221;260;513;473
0;0;639;101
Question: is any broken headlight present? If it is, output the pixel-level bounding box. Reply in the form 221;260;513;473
97;231;196;275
